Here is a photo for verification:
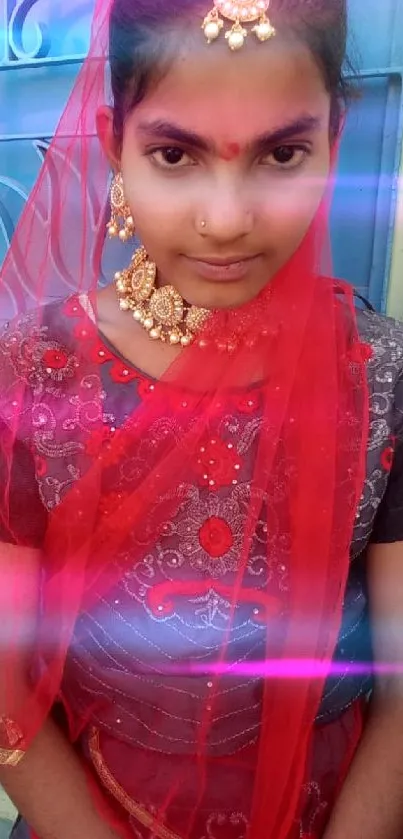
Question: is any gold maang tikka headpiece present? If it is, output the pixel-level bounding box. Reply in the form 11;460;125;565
202;0;275;51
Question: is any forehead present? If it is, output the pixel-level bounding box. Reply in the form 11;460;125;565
129;35;330;140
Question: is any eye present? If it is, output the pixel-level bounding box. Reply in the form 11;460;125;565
260;144;310;170
148;146;195;169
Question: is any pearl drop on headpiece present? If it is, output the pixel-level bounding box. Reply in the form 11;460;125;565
202;0;275;49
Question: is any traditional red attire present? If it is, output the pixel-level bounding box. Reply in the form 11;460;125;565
1;2;401;838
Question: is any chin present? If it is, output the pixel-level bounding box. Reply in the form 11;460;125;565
184;282;265;311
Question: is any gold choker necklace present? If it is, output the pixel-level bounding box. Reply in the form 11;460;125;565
115;247;210;346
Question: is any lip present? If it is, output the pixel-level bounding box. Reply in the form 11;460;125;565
184;254;261;282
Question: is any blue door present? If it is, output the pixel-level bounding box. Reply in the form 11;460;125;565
0;0;402;319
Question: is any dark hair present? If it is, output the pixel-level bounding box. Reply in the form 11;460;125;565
109;0;353;143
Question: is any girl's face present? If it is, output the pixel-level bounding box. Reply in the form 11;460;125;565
98;32;333;310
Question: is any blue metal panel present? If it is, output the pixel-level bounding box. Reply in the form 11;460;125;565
331;71;403;309
1;1;92;61
331;0;403;309
0;0;403;317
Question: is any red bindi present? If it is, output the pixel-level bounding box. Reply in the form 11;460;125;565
219;142;241;161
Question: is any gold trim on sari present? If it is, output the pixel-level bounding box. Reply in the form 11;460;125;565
0;747;24;767
88;727;181;839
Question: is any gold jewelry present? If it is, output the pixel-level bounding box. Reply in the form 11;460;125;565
115;246;210;346
107;172;135;242
202;0;275;50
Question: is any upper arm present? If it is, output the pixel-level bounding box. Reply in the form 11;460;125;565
0;423;47;548
0;424;46;691
0;542;41;653
368;541;403;704
371;370;403;546
0;331;46;701
367;371;403;702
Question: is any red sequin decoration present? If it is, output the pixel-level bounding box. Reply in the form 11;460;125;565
194;437;242;490
198;516;234;558
381;445;395;471
42;348;69;370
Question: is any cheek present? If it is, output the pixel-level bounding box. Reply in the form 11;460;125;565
120;170;170;231
262;161;330;238
120;143;157;214
122;174;199;245
120;148;189;224
271;176;326;219
121;171;188;255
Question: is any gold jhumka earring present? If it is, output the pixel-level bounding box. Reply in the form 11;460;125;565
108;176;210;346
107;172;135;242
202;0;275;50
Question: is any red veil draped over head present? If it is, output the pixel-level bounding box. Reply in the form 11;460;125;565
0;1;370;838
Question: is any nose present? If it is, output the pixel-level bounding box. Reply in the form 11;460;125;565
198;178;253;243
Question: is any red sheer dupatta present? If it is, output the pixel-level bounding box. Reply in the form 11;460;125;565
0;1;371;837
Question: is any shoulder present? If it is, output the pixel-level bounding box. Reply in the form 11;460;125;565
0;294;89;374
356;306;403;366
0;295;87;430
1;294;83;349
350;308;403;549
356;307;403;434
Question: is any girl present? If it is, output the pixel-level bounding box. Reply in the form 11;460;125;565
0;1;403;838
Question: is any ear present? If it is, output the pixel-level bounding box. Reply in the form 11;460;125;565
96;105;121;171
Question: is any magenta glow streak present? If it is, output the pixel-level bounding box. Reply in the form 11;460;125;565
183;659;396;679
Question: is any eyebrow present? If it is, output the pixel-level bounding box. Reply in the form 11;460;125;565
136;114;323;154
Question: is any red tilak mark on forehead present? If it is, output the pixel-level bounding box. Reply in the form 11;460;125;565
219;142;241;161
